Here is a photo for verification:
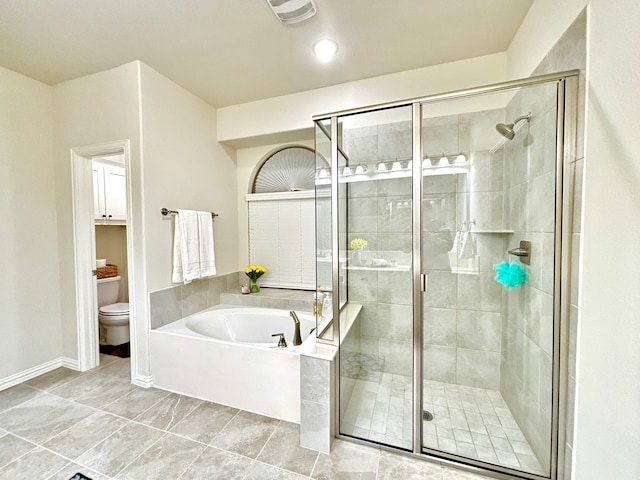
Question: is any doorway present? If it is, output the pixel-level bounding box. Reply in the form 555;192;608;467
71;140;134;377
314;72;578;479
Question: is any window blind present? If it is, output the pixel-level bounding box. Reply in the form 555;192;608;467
247;191;315;290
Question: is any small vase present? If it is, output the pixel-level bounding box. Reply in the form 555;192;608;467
250;278;260;293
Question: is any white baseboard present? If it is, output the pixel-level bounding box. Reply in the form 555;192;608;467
0;357;76;391
133;374;153;388
60;356;80;371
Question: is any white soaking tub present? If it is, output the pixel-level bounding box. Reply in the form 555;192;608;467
150;305;315;423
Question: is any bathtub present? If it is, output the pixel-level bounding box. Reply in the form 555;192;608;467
150;305;315;423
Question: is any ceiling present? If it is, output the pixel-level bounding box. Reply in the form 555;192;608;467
0;0;533;108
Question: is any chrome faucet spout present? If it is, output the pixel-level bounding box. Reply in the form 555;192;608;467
289;311;302;346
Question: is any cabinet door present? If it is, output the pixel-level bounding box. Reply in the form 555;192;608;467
103;164;127;221
92;163;106;220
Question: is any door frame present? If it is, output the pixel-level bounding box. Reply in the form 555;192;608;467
70;139;134;373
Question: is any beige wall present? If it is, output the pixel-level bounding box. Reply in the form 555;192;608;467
53;61;143;367
218;53;507;147
0;66;62;379
95;225;128;302
139;64;238;292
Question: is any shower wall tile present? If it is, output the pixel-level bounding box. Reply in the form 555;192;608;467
348;270;378;303
457;310;502;352
456;348;500;390
526;171;556;233
377;270;412;305
469;151;504;193
378;196;412;234
377;233;412;256
423;345;456;383
347;180;378;198
344;130;378;164
372;303;413;342
422;193;457;232
475;234;506;273
424;307;457;347
376;177;412;196
423;271;457;309
422;232;455;271
423;175;458;195
469;191;504;231
460;109;505;152
348;197;379;233
422;122;459;156
378;121;412;160
149;286;182;329
456;273;502;312
377;339;412;376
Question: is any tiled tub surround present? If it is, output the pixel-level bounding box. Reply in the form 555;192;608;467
149;271;241;329
149;271;314;330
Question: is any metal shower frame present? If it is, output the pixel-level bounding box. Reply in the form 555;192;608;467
312;70;579;480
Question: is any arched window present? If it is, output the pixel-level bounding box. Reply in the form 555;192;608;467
246;146;317;289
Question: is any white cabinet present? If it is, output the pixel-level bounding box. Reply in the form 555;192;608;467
93;161;127;223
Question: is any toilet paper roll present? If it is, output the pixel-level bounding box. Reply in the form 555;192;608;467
96;259;107;267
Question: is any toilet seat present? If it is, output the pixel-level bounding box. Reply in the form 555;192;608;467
99;302;129;316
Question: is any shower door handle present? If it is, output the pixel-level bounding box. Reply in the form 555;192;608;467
420;273;428;292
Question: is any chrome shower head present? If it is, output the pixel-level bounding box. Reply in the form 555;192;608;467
495;112;532;140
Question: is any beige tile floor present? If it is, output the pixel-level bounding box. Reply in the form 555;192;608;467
0;355;495;479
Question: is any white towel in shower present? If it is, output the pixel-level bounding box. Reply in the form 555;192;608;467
172;209;216;283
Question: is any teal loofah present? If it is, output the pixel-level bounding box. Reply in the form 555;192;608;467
493;261;526;288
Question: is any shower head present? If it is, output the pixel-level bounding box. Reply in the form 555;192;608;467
495;112;532;140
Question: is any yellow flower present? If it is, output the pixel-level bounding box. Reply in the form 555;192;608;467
244;265;267;280
349;237;368;250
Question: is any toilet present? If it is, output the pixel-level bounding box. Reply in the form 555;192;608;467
96;275;130;346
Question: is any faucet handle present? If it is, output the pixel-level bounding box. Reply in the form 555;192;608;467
271;333;287;348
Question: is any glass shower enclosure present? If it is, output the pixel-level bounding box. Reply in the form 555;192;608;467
314;72;578;479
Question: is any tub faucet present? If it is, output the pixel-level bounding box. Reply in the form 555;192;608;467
289;311;303;346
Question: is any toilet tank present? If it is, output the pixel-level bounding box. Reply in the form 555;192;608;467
97;275;121;307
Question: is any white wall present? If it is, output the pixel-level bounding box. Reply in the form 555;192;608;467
0;66;62;379
509;2;640;479
572;1;640;478
218;53;507;147
139;64;238;292
235;140;314;270
53;62;144;370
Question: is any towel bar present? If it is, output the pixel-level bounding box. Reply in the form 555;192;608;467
161;208;218;218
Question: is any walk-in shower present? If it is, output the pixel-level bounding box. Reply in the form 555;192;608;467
313;72;578;480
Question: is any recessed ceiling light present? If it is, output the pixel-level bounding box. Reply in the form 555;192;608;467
313;39;338;62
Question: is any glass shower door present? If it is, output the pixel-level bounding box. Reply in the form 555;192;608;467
420;82;560;477
336;106;415;450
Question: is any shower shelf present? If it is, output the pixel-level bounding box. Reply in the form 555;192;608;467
473;230;514;234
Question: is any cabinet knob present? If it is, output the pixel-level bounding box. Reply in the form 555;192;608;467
108;215;113;218
102;214;106;218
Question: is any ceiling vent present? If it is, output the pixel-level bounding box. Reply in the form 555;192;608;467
266;0;317;24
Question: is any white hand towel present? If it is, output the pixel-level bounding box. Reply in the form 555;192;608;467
197;210;217;278
172;209;201;284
